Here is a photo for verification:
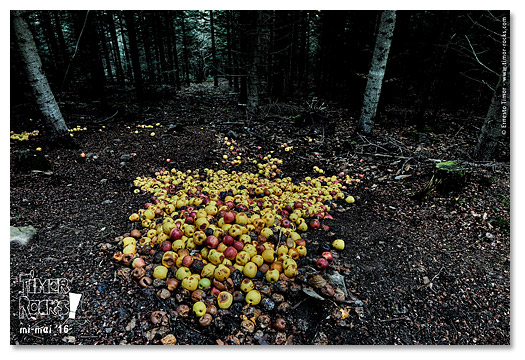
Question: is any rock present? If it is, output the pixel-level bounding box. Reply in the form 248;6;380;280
302;286;325;301
120;154;133;161
313;331;328;345
125;318;137;331
10;225;37;246
327;271;348;296
101;200;113;205
62;336;76;344
161;334;177;345
100;178;108;184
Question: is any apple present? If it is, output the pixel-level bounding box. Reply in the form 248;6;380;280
193;301;207;317
182;255;194;268
265;269;280;283
322;251;333;262
206;235;219;249
245;290;261;305
281;219;291;228
132;257;145;268
217;291;233;309
332;239;345;250
223;246;238;261
233;240;244;252
222;235;235;246
310;219;321;229
170;228;183;241
160;240;172;252
243;262;258;278
316;258;329;270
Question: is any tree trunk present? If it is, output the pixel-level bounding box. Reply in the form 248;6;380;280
226;11;233;89
74;11;107;106
118;13;133;81
139;12;155;83
168;12;181;90
99;18;114;82
473;75;505;161
239;11;262;112
180;12;191;86
107;11;125;85
52;11;68;69
12;10;69;139
40;11;61;74
124;11;144;98
210;10;218;87
358;10;396;135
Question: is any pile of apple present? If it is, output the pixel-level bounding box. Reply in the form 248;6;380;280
112;167;356;326
10;130;39;141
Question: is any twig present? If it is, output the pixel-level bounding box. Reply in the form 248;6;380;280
96;110;119;123
431;266;445;282
60;11;90;96
465;35;499;75
292;298;307;310
379;316;410;322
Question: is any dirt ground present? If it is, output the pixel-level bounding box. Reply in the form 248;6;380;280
10;82;510;345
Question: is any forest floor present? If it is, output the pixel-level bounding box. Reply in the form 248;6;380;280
10;81;510;345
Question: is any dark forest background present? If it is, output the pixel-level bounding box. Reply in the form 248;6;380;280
10;10;509;159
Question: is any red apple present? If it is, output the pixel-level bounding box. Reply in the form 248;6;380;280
223;246;238;260
222;235;235;246
185;216;194;224
170;228;183;241
294;202;303;209
160;240;172;252
316;258;329;270
322;251;333;262
182;255;194;268
206;235;219;249
233;240;244;252
223;211;235;224
310;219;321;229
281;219;291;228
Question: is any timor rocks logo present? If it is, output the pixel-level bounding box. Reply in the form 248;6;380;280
18;271;71;320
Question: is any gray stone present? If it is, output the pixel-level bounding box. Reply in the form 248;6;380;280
120;154;133;161
10;225;37;246
327;271;349;296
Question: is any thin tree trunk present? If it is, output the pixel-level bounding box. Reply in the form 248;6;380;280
139;12;155;83
474;75;505;160
358;10;396;135
99;18;114;82
12;10;69;139
124;11;144;98
168;12;181;90
118;13;133;81
180;12;191;86
107;11;124;85
52;11;68;68
210;10;218;87
226;11;233;89
40;11;61;73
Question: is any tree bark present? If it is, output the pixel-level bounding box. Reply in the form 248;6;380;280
12;10;69;139
124;11;144;98
167;12;181;90
358;10;396;135
107;11;124;85
210;10;218;87
474;75;504;161
179;12;191;86
226;11;233;89
118;13;133;81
